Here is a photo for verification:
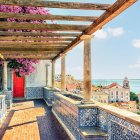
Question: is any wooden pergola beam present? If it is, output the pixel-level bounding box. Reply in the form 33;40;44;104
0;12;98;22
0;48;63;51
0;37;74;42
0;31;80;37
0;44;66;49
0;0;111;10
0;22;87;32
0;42;69;46
3;54;56;59
0;51;60;54
53;0;137;60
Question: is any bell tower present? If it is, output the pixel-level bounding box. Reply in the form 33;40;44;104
123;77;130;88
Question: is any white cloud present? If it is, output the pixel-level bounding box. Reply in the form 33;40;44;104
94;29;108;39
128;60;140;68
132;39;140;48
94;27;124;39
107;27;124;37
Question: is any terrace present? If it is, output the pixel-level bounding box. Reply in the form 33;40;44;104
0;0;140;140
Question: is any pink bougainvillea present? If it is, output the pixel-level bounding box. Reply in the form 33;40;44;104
0;5;51;77
8;59;39;77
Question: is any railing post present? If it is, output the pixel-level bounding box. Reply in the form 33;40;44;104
81;35;93;102
61;54;66;91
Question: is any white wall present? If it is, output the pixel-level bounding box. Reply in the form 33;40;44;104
26;60;51;87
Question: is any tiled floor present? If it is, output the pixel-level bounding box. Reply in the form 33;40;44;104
0;99;70;140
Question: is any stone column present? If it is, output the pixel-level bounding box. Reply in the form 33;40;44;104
46;64;50;87
61;54;66;91
52;60;55;89
3;61;8;91
81;35;93;102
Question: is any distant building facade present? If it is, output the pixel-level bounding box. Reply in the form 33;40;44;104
92;91;109;104
102;77;130;102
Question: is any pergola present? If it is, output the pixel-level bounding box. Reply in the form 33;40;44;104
0;0;137;101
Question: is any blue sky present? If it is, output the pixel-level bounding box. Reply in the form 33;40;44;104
49;0;140;79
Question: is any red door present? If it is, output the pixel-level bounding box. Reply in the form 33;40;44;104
13;72;25;98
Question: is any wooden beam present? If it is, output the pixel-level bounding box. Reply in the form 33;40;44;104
3;54;55;59
0;22;88;32
0;51;60;54
0;0;111;10
0;12;98;22
0;31;80;37
85;0;137;35
0;36;74;42
53;0;137;60
0;42;69;46
0;48;63;51
0;44;66;49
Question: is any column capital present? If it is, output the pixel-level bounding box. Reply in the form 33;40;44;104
51;60;56;63
60;53;66;58
80;34;94;40
4;60;9;64
46;63;50;67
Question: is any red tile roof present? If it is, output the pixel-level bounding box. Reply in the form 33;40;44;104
105;82;122;89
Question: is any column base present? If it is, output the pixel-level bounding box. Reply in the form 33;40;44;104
81;99;94;104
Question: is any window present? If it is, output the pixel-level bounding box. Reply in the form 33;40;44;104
121;92;123;98
116;91;118;98
111;92;113;98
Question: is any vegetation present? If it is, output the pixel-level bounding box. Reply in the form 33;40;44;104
137;111;140;115
130;91;139;103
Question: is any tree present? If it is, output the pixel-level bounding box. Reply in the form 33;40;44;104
130;91;139;103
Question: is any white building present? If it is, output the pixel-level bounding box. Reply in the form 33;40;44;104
102;77;130;102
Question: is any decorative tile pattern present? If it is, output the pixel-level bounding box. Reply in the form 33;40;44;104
53;94;78;139
25;87;43;99
3;90;13;109
43;88;57;105
110;121;140;140
98;109;140;140
0;95;7;121
98;110;108;131
53;94;140;140
79;108;97;127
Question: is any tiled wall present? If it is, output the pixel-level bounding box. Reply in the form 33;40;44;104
43;88;56;105
25;87;43;99
98;109;140;140
79;108;98;127
53;94;140;140
0;95;7;122
53;95;79;139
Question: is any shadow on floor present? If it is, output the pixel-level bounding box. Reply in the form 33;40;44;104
34;99;70;140
0;110;15;139
0;99;70;140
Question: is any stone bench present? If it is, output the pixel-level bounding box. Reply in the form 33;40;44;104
78;127;108;140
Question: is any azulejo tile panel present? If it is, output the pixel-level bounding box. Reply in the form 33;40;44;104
26;87;43;99
98;109;140;140
53;94;78;139
79;108;97;127
53;94;140;140
110;121;140;140
98;109;108;132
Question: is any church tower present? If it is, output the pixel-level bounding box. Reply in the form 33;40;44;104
123;77;130;89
